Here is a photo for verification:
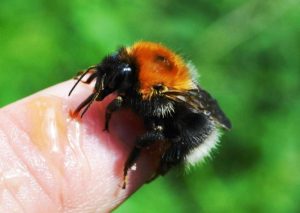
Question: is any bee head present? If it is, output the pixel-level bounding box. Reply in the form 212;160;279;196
97;48;137;100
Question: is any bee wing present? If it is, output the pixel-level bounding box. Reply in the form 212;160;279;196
165;87;232;130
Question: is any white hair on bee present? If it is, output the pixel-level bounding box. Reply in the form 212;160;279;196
186;61;200;82
184;128;221;169
153;101;175;118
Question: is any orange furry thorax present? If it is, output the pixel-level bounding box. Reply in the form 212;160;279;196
127;42;195;99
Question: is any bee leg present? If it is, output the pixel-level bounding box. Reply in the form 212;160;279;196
103;96;123;132
122;127;165;189
144;140;180;183
71;91;101;118
122;147;141;189
157;141;185;175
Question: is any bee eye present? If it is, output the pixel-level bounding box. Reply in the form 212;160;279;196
120;64;132;74
122;66;131;73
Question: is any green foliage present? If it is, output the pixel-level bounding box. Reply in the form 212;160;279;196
1;0;299;212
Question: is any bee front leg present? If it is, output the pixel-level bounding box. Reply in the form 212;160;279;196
104;96;123;131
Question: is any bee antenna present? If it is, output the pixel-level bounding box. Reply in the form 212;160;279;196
68;66;96;96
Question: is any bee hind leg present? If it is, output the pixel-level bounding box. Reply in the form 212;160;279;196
157;141;186;176
122;128;165;189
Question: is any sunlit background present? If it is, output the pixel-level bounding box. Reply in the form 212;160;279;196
1;0;300;212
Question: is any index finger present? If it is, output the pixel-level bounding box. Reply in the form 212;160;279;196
0;80;159;212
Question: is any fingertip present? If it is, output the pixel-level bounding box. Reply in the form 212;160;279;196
1;80;160;211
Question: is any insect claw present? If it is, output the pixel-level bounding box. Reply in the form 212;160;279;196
122;175;128;189
69;110;80;119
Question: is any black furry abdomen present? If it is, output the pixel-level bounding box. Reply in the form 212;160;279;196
162;104;214;161
127;96;214;174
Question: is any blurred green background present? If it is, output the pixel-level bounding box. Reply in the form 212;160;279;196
1;0;300;212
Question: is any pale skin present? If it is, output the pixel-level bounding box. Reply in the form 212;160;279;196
0;80;159;213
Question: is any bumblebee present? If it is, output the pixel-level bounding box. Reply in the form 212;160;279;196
69;42;231;188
